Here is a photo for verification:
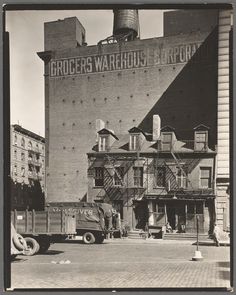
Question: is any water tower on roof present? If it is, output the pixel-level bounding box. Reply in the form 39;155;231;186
113;9;139;41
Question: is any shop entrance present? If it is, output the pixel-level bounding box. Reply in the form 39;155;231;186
133;201;149;230
166;202;186;232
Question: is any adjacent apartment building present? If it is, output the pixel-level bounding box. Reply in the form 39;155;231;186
11;124;45;190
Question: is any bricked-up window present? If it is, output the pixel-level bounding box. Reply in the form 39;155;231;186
114;167;124;186
130;134;139;151
133;167;143;187
99;136;109;152
200;167;211;188
195;131;208;151
161;133;173;151
155;166;166;187
176;167;187;188
95;167;104;187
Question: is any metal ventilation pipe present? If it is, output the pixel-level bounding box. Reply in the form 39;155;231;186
113;9;139;41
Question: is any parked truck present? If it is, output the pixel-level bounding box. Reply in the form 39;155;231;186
11;202;117;255
45;202;116;244
11;209;76;255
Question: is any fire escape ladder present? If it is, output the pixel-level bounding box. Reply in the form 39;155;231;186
170;151;194;190
162;162;179;191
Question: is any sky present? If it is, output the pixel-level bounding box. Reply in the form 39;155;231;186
6;10;165;137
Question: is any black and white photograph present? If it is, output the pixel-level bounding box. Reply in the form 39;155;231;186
5;5;233;290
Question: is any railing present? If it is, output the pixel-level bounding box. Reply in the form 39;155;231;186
157;140;209;153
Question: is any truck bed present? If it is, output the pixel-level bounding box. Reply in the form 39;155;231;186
11;210;76;235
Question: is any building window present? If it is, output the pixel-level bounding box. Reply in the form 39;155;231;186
14;135;17;145
94;167;104;187
14;150;17;159
14;165;17;176
200;167;211;188
99;136;109;151
21;137;25;148
21;167;25;177
155;166;166;187
114;167;124;186
21;153;25;161
176;167;187;188
28;141;32;150
130;134;139;151
161;132;173;151
195;131;208;151
133;167;143;187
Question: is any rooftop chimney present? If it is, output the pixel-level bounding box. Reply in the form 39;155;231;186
113;9;139;41
153;115;161;141
95;119;105;143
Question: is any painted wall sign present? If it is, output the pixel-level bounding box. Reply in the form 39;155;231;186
50;42;202;77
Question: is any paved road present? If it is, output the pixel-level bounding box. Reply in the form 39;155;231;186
10;239;231;290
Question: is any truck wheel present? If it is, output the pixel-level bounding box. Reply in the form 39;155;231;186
83;232;95;244
24;237;40;256
95;236;105;244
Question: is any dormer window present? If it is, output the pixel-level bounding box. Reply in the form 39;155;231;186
160;126;176;152
161;132;173;151
194;125;209;152
128;127;145;151
99;135;109;151
195;131;207;151
130;134;139;151
97;128;118;152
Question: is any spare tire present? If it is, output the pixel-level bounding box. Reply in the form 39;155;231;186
24;237;40;256
13;233;27;251
83;232;95;244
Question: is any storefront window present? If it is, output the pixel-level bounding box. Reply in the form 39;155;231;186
196;202;203;214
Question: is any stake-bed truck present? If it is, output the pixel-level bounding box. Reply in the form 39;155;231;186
11;202;114;255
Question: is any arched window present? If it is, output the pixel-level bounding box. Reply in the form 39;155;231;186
21;137;25;147
28;141;32;150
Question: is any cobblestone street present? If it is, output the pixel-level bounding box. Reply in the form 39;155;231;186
10;238;231;290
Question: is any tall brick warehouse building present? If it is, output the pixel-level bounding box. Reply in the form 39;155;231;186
38;9;232;231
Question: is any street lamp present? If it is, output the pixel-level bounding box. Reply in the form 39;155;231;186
192;215;203;261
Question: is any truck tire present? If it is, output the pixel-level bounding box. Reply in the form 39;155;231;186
13;233;27;251
83;232;95;244
95;236;105;244
24;237;40;256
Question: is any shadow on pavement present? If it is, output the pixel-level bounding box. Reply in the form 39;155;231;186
192;241;216;246
218;261;230;268
40;250;64;255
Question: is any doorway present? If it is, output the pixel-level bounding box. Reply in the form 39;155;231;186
166;202;186;232
133;201;148;230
